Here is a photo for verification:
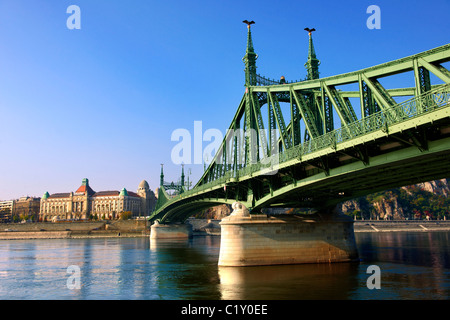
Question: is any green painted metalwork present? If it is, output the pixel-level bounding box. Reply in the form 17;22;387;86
149;23;450;224
243;22;257;87
159;164;185;193
154;164;187;213
304;28;320;80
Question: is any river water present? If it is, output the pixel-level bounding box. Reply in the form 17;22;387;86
0;231;448;300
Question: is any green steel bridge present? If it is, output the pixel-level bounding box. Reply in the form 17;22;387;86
149;24;450;224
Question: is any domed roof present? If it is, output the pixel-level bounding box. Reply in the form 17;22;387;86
119;188;128;196
138;179;149;190
42;191;50;200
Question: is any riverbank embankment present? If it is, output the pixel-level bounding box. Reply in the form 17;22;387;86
0;220;149;240
353;220;450;232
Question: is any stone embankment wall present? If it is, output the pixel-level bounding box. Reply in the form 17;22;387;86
0;231;72;240
1;221;105;232
0;220;149;240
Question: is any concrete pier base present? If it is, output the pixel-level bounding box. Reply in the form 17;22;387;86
150;221;192;239
218;202;359;267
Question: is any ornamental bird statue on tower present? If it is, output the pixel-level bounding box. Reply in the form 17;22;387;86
304;27;316;35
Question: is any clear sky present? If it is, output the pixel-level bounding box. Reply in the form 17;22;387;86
0;0;449;199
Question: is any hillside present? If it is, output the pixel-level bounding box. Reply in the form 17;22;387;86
337;179;450;220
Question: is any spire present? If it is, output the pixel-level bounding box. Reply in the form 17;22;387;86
304;28;320;80
160;164;164;187
242;20;257;86
181;164;185;188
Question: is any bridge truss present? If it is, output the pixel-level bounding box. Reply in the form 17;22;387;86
150;26;450;224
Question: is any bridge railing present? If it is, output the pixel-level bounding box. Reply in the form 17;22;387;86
255;74;302;86
301;83;450;157
151;83;450;217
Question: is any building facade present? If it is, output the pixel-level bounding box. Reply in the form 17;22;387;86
39;178;156;222
0;200;14;223
12;196;41;222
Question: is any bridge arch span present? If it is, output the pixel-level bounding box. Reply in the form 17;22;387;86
153;196;236;224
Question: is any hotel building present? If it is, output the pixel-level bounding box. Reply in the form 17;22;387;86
39;178;156;222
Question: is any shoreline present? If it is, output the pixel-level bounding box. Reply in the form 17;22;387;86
0;230;148;240
353;220;450;233
0;220;149;240
1;219;450;240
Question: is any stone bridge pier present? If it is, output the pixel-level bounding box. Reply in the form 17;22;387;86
150;220;192;239
218;202;359;266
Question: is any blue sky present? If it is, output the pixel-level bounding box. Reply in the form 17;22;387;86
0;0;449;199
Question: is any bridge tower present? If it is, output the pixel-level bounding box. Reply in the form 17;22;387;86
151;164;193;239
159;164;164;187
181;164;185;189
218;23;358;266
